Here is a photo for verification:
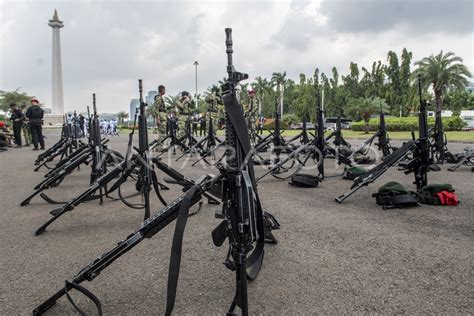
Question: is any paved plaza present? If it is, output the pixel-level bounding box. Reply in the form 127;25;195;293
1;130;473;314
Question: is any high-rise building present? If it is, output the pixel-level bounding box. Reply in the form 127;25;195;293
146;91;158;106
129;99;139;118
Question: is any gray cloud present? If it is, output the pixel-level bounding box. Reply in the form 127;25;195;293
0;0;472;114
320;0;473;34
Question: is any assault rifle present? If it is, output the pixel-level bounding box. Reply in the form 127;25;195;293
90;94;106;185
256;90;325;182
448;147;474;171
33;174;220;315
211;28;279;315
315;90;326;179
351;109;393;158
429;106;448;163
33;93;166;235
335;75;436;203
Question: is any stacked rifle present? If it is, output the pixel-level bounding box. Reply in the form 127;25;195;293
447;147;474;172
33;28;279;316
21;98;122;207
33;116;83;171
257;90;326;182
335;75;438;203
33;85;174;235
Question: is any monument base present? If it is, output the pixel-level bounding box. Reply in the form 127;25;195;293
43;114;64;127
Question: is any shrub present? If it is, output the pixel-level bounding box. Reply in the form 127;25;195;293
282;114;300;126
351;116;467;132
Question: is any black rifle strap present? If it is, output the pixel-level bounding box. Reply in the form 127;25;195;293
222;94;255;180
151;170;168;206
223;93;266;280
165;184;198;316
64;280;103;316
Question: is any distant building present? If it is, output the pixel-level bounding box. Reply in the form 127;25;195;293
129;98;139;118
466;82;474;93
146;91;157;106
99;113;118;121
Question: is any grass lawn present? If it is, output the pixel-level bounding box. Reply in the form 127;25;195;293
216;129;474;142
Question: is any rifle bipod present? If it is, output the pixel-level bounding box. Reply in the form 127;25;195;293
177;115;223;164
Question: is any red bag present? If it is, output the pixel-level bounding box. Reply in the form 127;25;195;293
436;191;459;206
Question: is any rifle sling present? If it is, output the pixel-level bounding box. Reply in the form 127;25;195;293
223;93;265;280
64;280;103;316
165;184;198;316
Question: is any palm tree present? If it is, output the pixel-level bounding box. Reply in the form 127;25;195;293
413;51;471;111
346;97;389;133
252;76;270;114
271;71;287;116
116;111;129;125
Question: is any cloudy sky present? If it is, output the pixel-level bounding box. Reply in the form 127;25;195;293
1;0;473;114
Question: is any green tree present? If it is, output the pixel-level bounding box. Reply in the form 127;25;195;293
342;62;362;99
0;89;34;111
413;50;472;112
252;76;271;114
116;111;129;125
444;90;474;116
346;96;389;133
271;71;287;116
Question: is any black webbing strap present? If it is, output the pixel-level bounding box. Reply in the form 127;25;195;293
64;280;103;316
374;192;419;209
223;93;266;280
151;171;168;206
165;184;198;316
222;94;255;180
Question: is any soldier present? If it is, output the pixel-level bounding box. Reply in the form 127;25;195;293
199;113;206;137
176;91;193;139
152;85;167;138
20;104;32;146
26;98;45;150
9;103;25;148
245;90;259;142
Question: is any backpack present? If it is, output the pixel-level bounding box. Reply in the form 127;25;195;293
289;173;319;188
372;181;419;209
418;184;458;206
343;166;367;180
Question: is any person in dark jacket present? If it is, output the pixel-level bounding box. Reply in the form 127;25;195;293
9;103;24;147
26;98;45;150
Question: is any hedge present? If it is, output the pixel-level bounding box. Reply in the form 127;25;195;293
351;116;467;132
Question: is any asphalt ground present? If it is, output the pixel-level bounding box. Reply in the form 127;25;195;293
0;130;473;315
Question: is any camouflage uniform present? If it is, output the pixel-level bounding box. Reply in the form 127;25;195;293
176;96;193;140
22;118;32;146
152;94;167;139
245;98;259;143
205;93;220;135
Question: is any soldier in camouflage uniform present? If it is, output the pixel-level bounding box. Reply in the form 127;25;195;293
245;90;259;143
152;85;167;140
21;104;32;146
176;91;193;141
205;91;220;136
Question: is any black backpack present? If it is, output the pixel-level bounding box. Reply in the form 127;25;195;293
372;181;419;210
289;173;319;188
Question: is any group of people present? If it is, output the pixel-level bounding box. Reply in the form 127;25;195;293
151;85;266;141
99;119;118;136
64;112;119;139
1;98;45;152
